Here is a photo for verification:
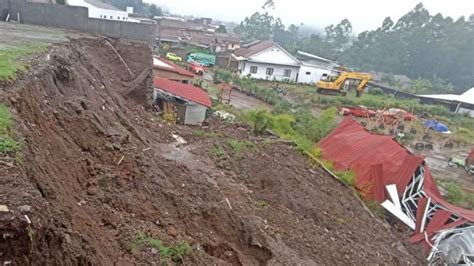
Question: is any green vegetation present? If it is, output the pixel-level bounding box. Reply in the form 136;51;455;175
210;144;225;158
437;180;474;209
128;232;192;262
256;200;269;208
322;160;356;187
0;104;20;154
193;129;220;138
0;43;47;80
227;139;255;160
363;199;386;218
337;170;357;187
242;107;337;158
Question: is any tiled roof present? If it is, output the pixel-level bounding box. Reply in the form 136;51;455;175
234;40;276;57
153;77;212;108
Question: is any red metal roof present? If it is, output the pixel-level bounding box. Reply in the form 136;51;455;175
318;117;474;223
153;57;195;78
153;77;212;108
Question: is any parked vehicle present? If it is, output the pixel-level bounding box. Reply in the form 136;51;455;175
165;52;182;62
187;53;216;67
188;62;205;75
448;155;474;176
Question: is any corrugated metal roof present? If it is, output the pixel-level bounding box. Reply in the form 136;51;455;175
153;77;212;108
153;57;195;78
418;87;474;105
318;117;474;223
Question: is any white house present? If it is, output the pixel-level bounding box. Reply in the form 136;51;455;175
232;41;300;82
296;51;338;84
67;0;139;22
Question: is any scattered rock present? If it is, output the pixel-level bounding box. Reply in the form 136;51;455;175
87;187;98;196
150;248;158;254
0;205;9;212
167;225;178;237
19;205;32;213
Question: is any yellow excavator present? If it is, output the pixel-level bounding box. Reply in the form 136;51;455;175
316;71;372;97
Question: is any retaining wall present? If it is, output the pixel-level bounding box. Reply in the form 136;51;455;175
0;0;153;43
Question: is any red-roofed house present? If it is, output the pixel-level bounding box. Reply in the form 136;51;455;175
153;77;211;125
153;56;195;84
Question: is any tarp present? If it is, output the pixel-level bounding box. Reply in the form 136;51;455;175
317;117;474;223
424;119;450;133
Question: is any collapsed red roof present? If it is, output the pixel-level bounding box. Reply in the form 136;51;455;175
153;77;212;108
317;117;474;223
153;57;195;78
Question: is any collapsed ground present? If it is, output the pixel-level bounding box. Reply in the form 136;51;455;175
0;35;423;264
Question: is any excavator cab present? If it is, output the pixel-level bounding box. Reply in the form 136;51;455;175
316;71;372;97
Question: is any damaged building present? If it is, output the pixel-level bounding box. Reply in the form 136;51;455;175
318;118;474;264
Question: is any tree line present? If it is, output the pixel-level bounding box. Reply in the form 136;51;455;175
235;2;474;93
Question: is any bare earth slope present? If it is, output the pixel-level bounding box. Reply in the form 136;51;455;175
0;38;422;265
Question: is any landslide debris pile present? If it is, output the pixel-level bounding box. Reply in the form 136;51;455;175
0;38;422;265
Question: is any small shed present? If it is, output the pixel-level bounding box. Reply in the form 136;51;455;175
153;77;212;125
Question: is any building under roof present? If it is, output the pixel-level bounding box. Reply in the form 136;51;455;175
153;77;211;125
418;87;474;117
153;57;194;83
318;117;474;263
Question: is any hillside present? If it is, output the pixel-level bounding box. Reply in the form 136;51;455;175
0;30;422;264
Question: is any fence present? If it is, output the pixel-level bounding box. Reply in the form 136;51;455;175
1;0;154;44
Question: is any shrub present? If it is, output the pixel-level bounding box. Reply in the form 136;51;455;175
227;139;254;160
210;144;225;158
128;232;192;262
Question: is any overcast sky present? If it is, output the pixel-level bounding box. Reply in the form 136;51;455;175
144;0;473;33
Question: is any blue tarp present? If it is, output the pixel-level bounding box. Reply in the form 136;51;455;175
424;120;450;133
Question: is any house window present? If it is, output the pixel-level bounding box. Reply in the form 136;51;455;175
266;68;274;76
305;71;311;75
284;69;292;77
250;66;258;74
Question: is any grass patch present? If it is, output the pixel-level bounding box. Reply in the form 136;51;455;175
437;180;474;209
227;139;255;160
0;104;20;154
256;200;269;209
193;129;220;138
337;170;357;187
209;144;225;158
0;43;48;80
363;199;386;218
128;232;192;262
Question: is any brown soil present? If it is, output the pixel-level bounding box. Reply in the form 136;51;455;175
0;37;423;265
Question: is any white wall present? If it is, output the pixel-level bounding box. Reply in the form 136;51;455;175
238;61;299;82
297;64;332;84
184;104;207;125
67;0;137;22
457;107;474;117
